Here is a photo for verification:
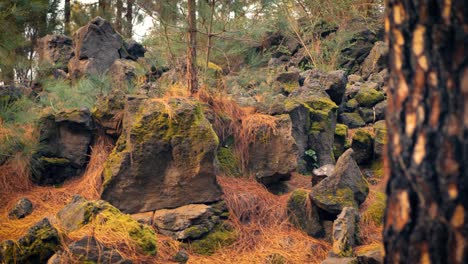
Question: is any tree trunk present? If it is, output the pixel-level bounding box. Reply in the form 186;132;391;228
187;0;198;95
125;0;134;38
116;0;123;34
384;1;468;264
64;0;70;35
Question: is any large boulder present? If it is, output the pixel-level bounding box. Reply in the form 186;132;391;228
332;207;360;257
360;41;388;80
247;114;298;185
287;189;323;237
101;98;223;213
92;89;126;137
0;218;60;264
123;39;146;61
310;149;369;215
287;87;338;171
152;202;228;240
31;108;94;185
48;236;131;264
68;17;124;78
56;196;157;255
37;34;74;71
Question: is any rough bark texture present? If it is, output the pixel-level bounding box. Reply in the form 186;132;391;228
64;0;70;35
187;0;198;95
125;0;134;38
384;1;468;263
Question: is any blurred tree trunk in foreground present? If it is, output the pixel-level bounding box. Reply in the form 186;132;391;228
384;0;467;263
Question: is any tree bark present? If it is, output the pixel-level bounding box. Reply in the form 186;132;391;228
125;0;134;38
187;0;198;95
384;1;468;264
64;0;70;35
116;0;123;34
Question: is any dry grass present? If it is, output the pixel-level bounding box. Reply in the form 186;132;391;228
197;176;331;264
358;187;384;245
0;123;36;199
0;135;112;242
198;88;278;172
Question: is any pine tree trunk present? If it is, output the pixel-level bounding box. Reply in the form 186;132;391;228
125;0;134;38
64;0;70;35
116;0;123;34
187;0;198;95
384;1;468;263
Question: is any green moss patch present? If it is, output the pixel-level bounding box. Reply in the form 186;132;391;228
217;147;241;176
189;223;237;255
355;88;384;107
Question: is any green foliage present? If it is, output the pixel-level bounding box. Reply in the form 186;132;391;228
40;75;112;111
0;96;39;125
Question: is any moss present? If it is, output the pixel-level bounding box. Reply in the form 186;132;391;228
303;97;338;133
335;124;348;138
352;129;373;145
362;191;386;225
39;157;71;166
370;160;384;179
355;88;384;107
91;202;157;255
283;82;300;93
217;147;241;176
189;223;237;256
184;225;211;239
345;98;359;110
288;189;308;206
314;188;357;209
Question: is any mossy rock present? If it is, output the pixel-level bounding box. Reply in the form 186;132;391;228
358;107;375;123
362;191;386;225
334;124;349;159
351;129;374;165
0;218;61;264
57;196;157;255
373;120;387;159
339;112;366;128
355;88;384;107
310;149;369;215
344;98;359;112
189;223;237;255
101;98;223;213
287;189;323;237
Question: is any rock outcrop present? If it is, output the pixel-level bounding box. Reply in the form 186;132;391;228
68;17;124;78
101;97;223;213
351;129;374;165
310;149;369;214
247;114;298;184
31;108;94;185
